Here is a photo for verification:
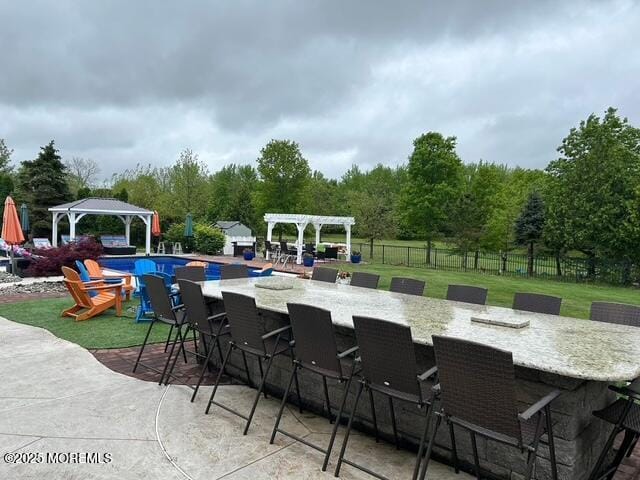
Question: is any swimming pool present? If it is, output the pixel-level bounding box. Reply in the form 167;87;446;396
98;256;269;280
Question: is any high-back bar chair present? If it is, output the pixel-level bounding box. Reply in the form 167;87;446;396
446;284;488;305
350;272;380;289
513;292;562;315
389;277;426;296
220;263;247;280
311;267;338;283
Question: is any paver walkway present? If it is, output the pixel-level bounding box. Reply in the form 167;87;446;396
0;316;464;480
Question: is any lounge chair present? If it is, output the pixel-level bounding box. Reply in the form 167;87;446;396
32;238;52;249
101;235;136;255
84;259;134;300
61;266;122;321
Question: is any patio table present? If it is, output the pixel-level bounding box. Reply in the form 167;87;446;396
199;277;636;479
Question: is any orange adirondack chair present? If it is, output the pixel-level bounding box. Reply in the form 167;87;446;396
84;259;134;300
186;260;208;268
61;266;122;321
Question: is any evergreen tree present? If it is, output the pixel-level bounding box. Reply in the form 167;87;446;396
514;191;545;276
16;141;72;238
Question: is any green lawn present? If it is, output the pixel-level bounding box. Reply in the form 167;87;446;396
339;263;640;319
0;298;171;349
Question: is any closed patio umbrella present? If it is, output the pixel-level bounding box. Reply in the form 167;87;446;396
151;211;161;237
20;203;29;233
184;213;194;237
2;196;26;274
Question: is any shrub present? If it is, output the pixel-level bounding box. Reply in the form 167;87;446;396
164;223;185;244
193;224;225;255
27;237;104;277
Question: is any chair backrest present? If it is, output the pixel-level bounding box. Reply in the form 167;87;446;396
143;274;176;322
175;266;206;282
590;302;640;327
74;260;98;298
60;235;71;245
352;316;421;401
513;292;562;315
178;279;215;334
324;247;339;259
311;267;338;283
61;266;92;307
84;259;103;278
432;335;520;440
390;277;425;296
350;272;380;289
220;264;247;280
446;284;488;305
186;260;208;268
134;259;157;277
287;303;342;377
221;291;264;352
32;238;52;249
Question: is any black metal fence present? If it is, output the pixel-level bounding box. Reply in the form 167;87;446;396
353;243;640;286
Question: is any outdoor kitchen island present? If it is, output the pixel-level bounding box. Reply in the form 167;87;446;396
199;277;640;480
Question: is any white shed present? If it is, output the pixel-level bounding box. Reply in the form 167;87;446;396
214;221;256;256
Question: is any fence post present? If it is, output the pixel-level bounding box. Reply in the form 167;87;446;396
382;244;385;264
407;246;410;266
434;247;437;268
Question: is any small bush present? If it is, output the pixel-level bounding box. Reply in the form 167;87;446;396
164;223;185;244
193;224;225;255
27;237;104;277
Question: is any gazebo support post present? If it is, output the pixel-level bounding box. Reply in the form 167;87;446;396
145;214;151;256
124;216;132;245
68;212;76;242
52;213;60;247
345;223;351;257
313;223;322;251
295;221;308;265
266;222;275;260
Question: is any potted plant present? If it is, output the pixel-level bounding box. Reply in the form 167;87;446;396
350;250;362;264
302;252;314;267
243;248;255;261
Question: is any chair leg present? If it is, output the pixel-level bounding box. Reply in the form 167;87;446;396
293;367;303;413
243;355;275;435
132;319;155;373
606;430;636;480
206;343;234;414
389;396;399;449
165;325;191;386
418;413;442;480
449;421;459;473
334;382;364;478
470;431;481;480
270;366;298;444
323;376;334;422
191;334;217;402
323;372;355;472
257;357;267;399
545;405;558;480
241;350;252;387
589;424;621;480
412;403;434;480
368;388;379;442
192;328;198;355
525;413;545;480
159;325;183;385
164;324;174;352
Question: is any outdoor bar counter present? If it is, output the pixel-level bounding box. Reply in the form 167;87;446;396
200;277;640;479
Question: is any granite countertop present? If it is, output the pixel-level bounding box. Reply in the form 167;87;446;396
199;277;640;382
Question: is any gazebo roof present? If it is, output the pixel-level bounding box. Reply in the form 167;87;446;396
263;213;355;226
48;198;153;216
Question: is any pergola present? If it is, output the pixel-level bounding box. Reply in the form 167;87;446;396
264;213;356;265
48;198;154;254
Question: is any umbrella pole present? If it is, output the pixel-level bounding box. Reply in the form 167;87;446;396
10;247;16;276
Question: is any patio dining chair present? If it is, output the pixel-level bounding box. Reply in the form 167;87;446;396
446;284;488;305
175;265;206;283
311;266;338;283
350;272;380;289
419;336;559;480
390;277;426;296
164;279;229;401
334;316;439;480
205;291;301;435
512;292;562;316
133;274;189;385
590;302;640;326
220;263;247;280
270;303;360;471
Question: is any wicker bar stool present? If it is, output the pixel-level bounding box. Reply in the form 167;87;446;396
205;291;301;435
420;336;559;480
132;274;189;385
513;292;562;315
270;303;360;471
334;316;438;480
174;265;206;282
446;284;488;305
591;302;640;326
220;263;247;280
390;277;426;296
311;267;338;283
350;272;380;289
164;279;229;400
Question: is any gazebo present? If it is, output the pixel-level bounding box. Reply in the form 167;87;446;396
48;198;154;254
264;213;355;265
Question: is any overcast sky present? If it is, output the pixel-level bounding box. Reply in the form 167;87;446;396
1;0;639;180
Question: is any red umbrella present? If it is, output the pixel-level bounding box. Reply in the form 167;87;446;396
151;211;161;237
2;196;26;273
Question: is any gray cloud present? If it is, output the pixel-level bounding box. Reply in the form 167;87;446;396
0;0;638;179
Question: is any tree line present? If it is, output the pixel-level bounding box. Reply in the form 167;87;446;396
2;107;639;278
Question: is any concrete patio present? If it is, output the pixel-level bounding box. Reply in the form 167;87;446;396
0;316;464;480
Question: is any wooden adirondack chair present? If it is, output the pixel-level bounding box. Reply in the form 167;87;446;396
84;259;134;300
61;266;123;321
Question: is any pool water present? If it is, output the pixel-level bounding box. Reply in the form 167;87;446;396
99;256;268;280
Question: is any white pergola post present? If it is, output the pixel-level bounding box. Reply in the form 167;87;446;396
345;223;352;257
124;216;133;245
313;223;322;249
52;213;60;247
295;221;308;265
68;212;77;241
266;222;275;260
144;214;152;255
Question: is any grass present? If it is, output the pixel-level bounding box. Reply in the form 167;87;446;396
339;263;640;319
0;297;171;349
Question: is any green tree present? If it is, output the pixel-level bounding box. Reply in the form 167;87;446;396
350;191;397;258
169;148;209;220
399;132;464;259
16;141;72;237
64;157;100;197
514;191;545;276
545;108;640;275
256;139;311;239
0;139;14;219
0;139;13;173
208;164;259;232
